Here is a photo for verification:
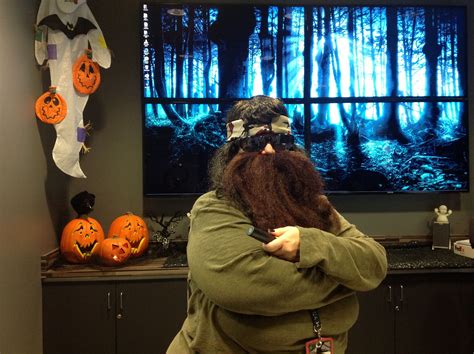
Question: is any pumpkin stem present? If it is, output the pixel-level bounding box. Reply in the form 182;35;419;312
85;48;93;59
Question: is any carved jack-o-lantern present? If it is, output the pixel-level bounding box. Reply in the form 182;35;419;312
35;86;67;124
98;237;132;266
73;50;101;95
60;216;105;264
108;213;149;257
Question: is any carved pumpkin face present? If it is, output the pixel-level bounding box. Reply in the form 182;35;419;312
60;217;105;264
98;237;132;266
35;87;67;124
108;213;149;257
73;52;101;95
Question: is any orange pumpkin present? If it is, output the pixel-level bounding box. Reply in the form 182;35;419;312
60;216;105;264
98;237;132;266
35;86;67;124
108;213;149;257
73;50;101;95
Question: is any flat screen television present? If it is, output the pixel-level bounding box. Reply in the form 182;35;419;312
141;3;468;196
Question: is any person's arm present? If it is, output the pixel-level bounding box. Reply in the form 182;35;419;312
263;212;387;292
187;193;353;316
295;212;388;292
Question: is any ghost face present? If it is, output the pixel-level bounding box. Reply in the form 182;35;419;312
56;0;87;14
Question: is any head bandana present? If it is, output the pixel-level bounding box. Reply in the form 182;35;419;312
226;115;291;141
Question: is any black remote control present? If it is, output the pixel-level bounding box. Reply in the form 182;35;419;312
247;226;275;244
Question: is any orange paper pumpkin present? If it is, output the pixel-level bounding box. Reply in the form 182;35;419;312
35;86;67;124
98;237;132;266
108;213;149;257
60;216;105;264
73;51;101;95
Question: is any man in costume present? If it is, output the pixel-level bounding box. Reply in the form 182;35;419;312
168;95;387;353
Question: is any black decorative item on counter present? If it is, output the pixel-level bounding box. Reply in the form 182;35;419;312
147;211;187;259
71;190;95;216
432;223;451;250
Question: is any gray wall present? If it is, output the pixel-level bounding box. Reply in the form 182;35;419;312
0;1;57;353
0;0;472;353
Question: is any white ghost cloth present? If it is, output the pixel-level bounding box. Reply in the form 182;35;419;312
35;0;111;178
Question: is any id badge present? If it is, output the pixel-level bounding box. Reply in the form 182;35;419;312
305;337;334;354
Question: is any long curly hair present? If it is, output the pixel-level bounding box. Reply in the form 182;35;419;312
208;95;340;232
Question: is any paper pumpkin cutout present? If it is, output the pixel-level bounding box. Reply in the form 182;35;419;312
108;213;149;257
73;50;101;94
60;216;105;264
35;86;67;124
98;237;132;266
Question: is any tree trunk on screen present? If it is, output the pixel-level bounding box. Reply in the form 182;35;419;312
259;6;275;96
175;16;185;116
209;5;256;112
423;7;441;136
276;6;284;98
282;8;292;97
201;8;215;113
187;7;195;99
347;7;359;144
455;8;467;131
369;8;380;117
317;7;331;129
384;7;408;144
150;6;183;127
330;10;349;134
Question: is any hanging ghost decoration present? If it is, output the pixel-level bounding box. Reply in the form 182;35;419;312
35;0;111;178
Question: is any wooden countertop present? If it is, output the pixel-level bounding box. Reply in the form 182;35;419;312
41;249;188;282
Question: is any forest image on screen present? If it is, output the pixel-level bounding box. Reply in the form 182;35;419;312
141;4;468;195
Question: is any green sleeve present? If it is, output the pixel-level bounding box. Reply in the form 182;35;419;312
187;193;353;316
297;212;388;291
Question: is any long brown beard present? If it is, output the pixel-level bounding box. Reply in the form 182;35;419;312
221;150;340;232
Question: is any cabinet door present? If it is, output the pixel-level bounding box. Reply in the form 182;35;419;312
43;281;116;354
347;282;395;354
115;279;188;354
460;276;474;352
394;273;474;354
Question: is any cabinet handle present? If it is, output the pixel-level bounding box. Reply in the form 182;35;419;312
398;285;404;312
116;291;124;320
387;285;392;303
107;292;111;311
119;291;124;311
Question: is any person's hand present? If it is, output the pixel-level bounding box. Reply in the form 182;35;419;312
262;226;300;262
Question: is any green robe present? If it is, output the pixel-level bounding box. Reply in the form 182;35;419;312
168;191;387;353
